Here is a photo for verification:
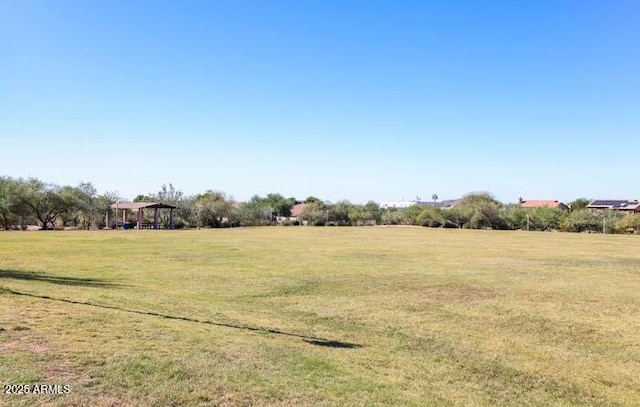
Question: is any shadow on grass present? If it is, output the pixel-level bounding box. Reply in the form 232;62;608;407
0;269;127;288
3;287;362;349
302;339;362;349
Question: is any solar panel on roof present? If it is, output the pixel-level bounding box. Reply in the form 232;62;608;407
591;199;630;208
590;200;636;208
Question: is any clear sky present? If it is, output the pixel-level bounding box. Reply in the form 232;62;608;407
2;1;639;204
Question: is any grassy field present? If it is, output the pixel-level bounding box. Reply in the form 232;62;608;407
1;227;639;406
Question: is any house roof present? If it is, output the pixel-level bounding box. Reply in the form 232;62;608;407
519;200;567;209
290;203;308;217
588;200;640;210
110;202;177;210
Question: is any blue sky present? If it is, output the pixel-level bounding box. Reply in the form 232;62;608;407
2;1;639;203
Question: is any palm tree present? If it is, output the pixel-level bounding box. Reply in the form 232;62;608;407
432;193;438;205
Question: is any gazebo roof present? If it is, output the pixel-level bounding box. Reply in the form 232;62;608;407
111;202;177;210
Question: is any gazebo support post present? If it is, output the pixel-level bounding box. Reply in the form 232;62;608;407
153;208;159;229
170;209;175;230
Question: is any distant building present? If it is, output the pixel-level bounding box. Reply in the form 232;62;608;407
587;200;640;213
380;198;460;210
288;203;308;221
379;200;424;209
518;198;569;211
440;199;461;209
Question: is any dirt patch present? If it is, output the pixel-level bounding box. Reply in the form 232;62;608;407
0;332;48;354
44;360;84;383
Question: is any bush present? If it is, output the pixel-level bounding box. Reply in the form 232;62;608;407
381;210;406;225
451;193;509;230
615;214;640;234
416;207;445;227
560;209;601;232
442;220;459;228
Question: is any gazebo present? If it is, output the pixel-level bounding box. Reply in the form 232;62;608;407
110;202;177;229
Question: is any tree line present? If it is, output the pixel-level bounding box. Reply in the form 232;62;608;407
1;176;639;233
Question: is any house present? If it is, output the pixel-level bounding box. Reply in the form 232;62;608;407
518;198;569;211
285;203;308;223
587;200;640;213
290;203;307;218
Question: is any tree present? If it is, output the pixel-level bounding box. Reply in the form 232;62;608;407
152;183;191;228
234;196;272;226
569;198;590;211
506;205;565;231
363;201;382;224
380;209;406;225
559;208;601;232
347;205;373;226
154;183;183;204
404;205;423;225
98;191;121;229
67;182;111;229
133;194;154;202
443;206;466;228
194;191;232;228
262;193;296;218
328;200;352;225
299;201;327;226
305;196;322;204
615;214;640;234
432;193;438;204
453;192;508;229
0;176;25;229
505;205;528;230
18;179;77;230
347;201;381;226
416;206;446;227
532;207;564;231
601;209;625;234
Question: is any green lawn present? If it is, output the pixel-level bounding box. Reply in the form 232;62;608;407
1;228;639;406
